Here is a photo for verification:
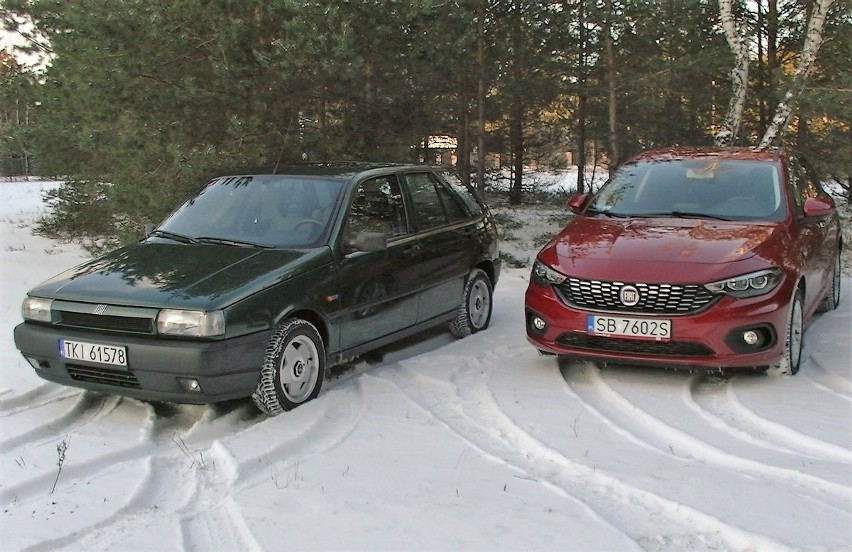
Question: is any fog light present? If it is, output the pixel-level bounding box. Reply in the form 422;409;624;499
532;316;546;331
25;356;46;370
178;378;203;393
743;331;759;345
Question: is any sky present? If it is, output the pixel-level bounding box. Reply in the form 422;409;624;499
0;179;850;551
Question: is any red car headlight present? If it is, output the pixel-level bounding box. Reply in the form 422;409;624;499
705;268;783;298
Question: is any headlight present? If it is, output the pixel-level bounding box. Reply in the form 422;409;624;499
532;260;567;286
157;309;225;337
22;296;53;322
705;269;782;298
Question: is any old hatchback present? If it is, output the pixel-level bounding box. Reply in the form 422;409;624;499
525;147;842;375
15;163;501;415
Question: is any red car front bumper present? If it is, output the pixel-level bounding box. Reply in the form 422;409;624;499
524;277;795;370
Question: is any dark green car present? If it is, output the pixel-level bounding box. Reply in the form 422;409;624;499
14;163;501;415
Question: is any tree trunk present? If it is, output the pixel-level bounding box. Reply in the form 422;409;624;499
476;0;486;193
575;0;588;194
759;0;833;147
457;72;470;184
604;0;620;172
715;0;749;146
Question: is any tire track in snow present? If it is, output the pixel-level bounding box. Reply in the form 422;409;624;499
0;391;121;452
381;354;788;552
562;363;851;513
802;354;852;400
688;374;852;463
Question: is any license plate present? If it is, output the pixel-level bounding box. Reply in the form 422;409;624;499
587;315;671;341
59;339;128;367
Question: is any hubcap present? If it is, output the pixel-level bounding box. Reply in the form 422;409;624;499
278;335;319;403
468;280;491;329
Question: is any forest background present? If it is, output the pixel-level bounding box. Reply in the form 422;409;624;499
0;0;850;250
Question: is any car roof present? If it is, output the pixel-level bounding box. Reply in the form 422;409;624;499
628;147;784;163
218;162;437;180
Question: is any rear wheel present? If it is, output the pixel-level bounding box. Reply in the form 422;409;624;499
817;250;841;313
252;319;325;415
449;268;493;338
766;290;803;376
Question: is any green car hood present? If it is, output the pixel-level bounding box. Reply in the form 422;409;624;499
27;242;333;310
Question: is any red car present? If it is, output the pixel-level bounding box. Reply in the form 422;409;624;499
525;147;842;375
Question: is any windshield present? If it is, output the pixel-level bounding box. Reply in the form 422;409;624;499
588;158;785;221
156;175;345;248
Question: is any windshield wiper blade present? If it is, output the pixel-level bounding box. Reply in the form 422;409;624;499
148;229;199;244
669;211;734;221
586;207;629;218
195;236;271;248
637;211;733;222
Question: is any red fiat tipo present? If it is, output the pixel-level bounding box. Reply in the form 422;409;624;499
525;147;842;375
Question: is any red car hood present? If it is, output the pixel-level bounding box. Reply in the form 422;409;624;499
542;216;784;283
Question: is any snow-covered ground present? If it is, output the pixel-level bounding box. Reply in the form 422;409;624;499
1;180;850;551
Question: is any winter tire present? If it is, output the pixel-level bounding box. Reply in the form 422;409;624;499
449;268;493;338
816;250;841;313
766;289;804;376
252;319;325;415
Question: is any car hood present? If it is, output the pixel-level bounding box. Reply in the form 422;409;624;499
541;216;785;283
28;242;333;310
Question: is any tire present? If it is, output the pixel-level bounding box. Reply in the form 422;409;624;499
766;289;804;376
449;268;493;338
252;319;325;415
816;250;841;313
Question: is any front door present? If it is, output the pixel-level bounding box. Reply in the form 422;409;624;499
336;175;421;350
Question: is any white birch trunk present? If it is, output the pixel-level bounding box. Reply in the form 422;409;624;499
715;0;749;146
759;0;835;147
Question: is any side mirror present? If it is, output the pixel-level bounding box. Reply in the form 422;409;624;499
567;193;590;213
352;231;388;252
803;197;835;218
144;223;156;237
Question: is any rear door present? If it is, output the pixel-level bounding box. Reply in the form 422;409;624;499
335;175;421;350
401;170;479;324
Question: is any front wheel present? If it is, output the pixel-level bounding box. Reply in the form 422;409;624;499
253;319;325;415
766;290;804;376
449;268;493;338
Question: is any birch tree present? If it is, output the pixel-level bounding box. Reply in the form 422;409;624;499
759;0;835;147
715;0;750;146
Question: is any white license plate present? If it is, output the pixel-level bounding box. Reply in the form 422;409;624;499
59;339;128;367
587;315;671;341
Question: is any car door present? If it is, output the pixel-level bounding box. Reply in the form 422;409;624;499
335;174;421;351
401;170;477;324
787;157;835;312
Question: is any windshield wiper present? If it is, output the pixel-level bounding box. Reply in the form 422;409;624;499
667;211;734;222
195;236;272;248
148;229;199;244
634;211;733;221
585;207;629;218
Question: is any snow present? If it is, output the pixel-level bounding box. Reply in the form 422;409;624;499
1;179;850;551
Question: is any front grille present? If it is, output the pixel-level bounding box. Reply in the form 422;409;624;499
67;363;142;389
557;333;714;357
58;311;154;334
555;278;718;315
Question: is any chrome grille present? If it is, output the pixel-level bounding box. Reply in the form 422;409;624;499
555;278;718;315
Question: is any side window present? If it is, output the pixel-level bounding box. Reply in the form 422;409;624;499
344;176;408;244
438;170;484;217
405;172;448;230
787;158;809;216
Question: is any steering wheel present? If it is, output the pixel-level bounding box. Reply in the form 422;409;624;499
294;219;324;232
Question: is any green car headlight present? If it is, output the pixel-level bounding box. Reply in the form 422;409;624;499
157;309;225;337
22;296;53;322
